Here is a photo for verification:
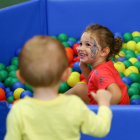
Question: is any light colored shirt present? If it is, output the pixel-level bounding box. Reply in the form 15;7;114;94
5;94;112;140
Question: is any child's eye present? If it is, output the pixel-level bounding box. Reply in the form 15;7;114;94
79;42;82;46
86;43;91;47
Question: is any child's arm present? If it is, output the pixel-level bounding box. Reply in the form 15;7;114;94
79;89;112;137
4;105;22;140
79;62;91;82
106;83;122;104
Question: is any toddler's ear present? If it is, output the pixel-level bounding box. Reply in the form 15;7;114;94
61;68;71;82
16;70;26;84
101;47;110;56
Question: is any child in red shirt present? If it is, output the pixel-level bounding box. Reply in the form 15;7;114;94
65;24;130;105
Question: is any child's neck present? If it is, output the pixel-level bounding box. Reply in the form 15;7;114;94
32;85;59;101
91;59;107;70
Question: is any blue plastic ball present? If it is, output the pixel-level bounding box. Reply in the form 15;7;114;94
122;77;132;86
117;57;127;62
6;91;13;98
76;40;80;43
20;90;33;98
136;55;140;61
130;99;140;105
0;82;5;90
73;61;81;73
15;48;21;57
67;40;75;48
114;32;123;40
5;87;12;95
12;82;25;91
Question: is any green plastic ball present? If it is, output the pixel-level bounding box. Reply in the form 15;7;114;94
127;87;139;97
7;96;15;103
134;61;140;71
133;36;140;43
87;64;91;70
0;70;8;82
4;77;13;88
11;57;18;63
125;49;135;55
51;36;57;39
59;82;69;93
8;71;17;78
130;83;140;89
123;32;133;43
25;83;33;93
58;33;68;42
125;84;129;91
130;95;140;102
9;78;20;88
68;37;77;43
136;53;140;57
128;73;139;83
125;53;136;60
119;72;125;78
62;42;70;47
0;63;6;70
11;58;18;67
6;65;18;73
123;60;132;68
121;48;127;53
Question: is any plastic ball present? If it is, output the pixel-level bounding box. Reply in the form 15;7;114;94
128;66;139;74
73;61;81;73
69;62;75;68
127;87;139;97
13;88;25;100
122;43;127;49
9;78;20;88
81;79;88;84
62;42;70;48
20;90;33;98
119;72;125;78
125;84;129;90
0;63;6;70
132;31;140;37
24;84;33;93
7;96;15;103
87;64;91;70
6;65;18;73
114;62;125;73
0;70;8;82
59;82;69;93
122;77;132;86
123;60;132;68
8;71;17;78
125;53;136;60
5;87;12;95
12;82;25;91
72;43;79;56
119;51;125;57
136;42;140;52
58;33;68;42
136;55;140;61
130;99;140;105
6;91;13;98
11;57;18;66
73;56;80;62
4;77;13;88
135;50;139;54
0;82;5;90
67;40;75;48
123;32;133;43
65;47;74;55
134;61;140;70
121;48;127;53
68;37;77;43
11;100;17;104
124;68;133;77
117;57;127;62
126;41;136;51
133;36;140;43
71;72;80;77
15;48;21;57
80;74;85;81
128;57;138;65
0;88;5;100
136;53;140;57
130;95;140;102
67;73;80;87
128;73;139;83
130;83;140;89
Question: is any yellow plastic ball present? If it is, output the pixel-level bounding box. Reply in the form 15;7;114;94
78;81;87;84
128;66;139;74
136;42;140;52
126;41;136;51
135;50;139;54
119;51;125;57
114;62;125;73
67;74;80;87
13;88;25;100
124;69;133;77
115;55;119;59
129;57;138;65
71;72;80;77
132;31;140;37
122;43;127;49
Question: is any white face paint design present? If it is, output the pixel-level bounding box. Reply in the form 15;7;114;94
90;37;99;59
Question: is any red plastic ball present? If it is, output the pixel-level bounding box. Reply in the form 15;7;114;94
80;74;85;81
11;100;17;104
65;47;74;55
69;62;75;68
73;56;80;62
72;43;79;56
81;79;88;84
0;88;6;100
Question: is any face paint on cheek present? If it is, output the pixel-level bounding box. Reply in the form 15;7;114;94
90;37;99;59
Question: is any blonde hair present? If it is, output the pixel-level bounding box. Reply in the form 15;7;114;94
19;36;68;87
83;24;122;60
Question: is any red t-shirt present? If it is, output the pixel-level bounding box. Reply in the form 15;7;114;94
88;60;130;105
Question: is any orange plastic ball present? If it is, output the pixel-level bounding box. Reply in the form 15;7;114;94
0;88;5;100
